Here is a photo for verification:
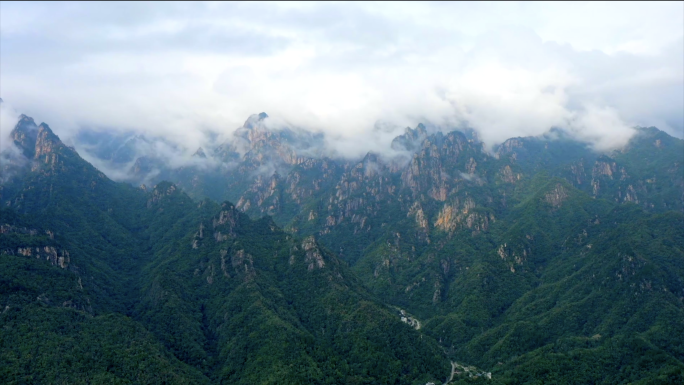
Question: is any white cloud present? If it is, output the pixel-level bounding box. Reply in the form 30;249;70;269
0;101;20;153
0;2;681;160
566;106;636;151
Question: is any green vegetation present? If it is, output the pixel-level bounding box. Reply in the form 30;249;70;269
1;117;683;383
0;122;450;384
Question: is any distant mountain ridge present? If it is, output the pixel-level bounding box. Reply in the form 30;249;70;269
0;112;451;384
72;113;683;214
1;110;683;383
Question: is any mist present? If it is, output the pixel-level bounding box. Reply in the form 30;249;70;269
1;2;682;163
0;100;20;153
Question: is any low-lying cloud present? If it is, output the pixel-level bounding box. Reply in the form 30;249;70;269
1;2;682;161
0;101;31;182
0;101;20;153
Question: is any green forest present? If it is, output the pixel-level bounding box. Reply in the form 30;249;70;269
1;114;683;384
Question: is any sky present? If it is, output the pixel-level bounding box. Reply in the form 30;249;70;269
1;1;683;158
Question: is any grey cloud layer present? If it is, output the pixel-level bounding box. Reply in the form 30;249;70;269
1;2;682;159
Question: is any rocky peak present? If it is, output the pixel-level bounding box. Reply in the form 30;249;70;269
132;156;164;177
391;123;429;152
11;115;39;158
625;126;676;152
301;235;326;271
496;137;527;158
228;113;270;149
592;156;616;179
242;112;269;130
152;181;177;195
213;202;241;231
193;147;207;158
223;113;329;172
34;123;63;159
361;152;381;166
543;183;570;208
11;116;66;163
147;182;180;207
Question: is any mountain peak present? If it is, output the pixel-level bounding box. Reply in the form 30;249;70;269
391;123;428;152
38;122;54;134
9;114;70;165
34;122;66;161
243;112;270;129
633;126;670;140
193;147;207;158
11;115;39;158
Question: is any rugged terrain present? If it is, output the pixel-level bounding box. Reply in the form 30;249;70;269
1;112;683;384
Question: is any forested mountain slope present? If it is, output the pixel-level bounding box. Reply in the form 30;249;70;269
0;115;450;384
1;112;683;384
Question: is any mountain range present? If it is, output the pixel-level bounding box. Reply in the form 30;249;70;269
1;110;683;384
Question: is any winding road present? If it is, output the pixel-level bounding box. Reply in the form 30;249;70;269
444;361;457;385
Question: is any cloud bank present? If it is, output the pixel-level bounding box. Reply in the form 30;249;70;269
1;2;682;159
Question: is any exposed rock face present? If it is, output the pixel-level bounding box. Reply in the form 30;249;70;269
496;137;526;158
213;204;240;236
231;249;255;276
11;111;677;287
11;115;40;158
569;162;586;185
497;243;529;273
0;222;69;268
220;249;230;278
12;246;71;268
624;184;639;203
213;118;684;266
591;158;617;196
147;183;178;207
215;112;325;172
593;159;616;179
465;157;477;174
9;116;73;177
435;204;459;232
34;124;60;160
400;132;469;200
0;224;40;236
213;231;228;242
391;124;428;152
408;202;428;230
214;207;237;228
434;198;492;234
544;183;569;208
10;117;67;167
302;236;326;271
499;165;520;184
105;115;671;270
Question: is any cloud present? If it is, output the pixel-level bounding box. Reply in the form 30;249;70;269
0;100;31;182
73;128;224;184
1;2;681;161
0;100;20;153
566;106;636;151
459;172;482;183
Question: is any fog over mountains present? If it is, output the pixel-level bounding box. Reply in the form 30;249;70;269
1;3;682;160
1;2;683;384
1;98;683;384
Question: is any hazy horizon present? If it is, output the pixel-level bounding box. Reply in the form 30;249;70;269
1;2;682;159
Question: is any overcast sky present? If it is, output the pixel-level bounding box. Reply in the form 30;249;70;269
1;1;682;157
